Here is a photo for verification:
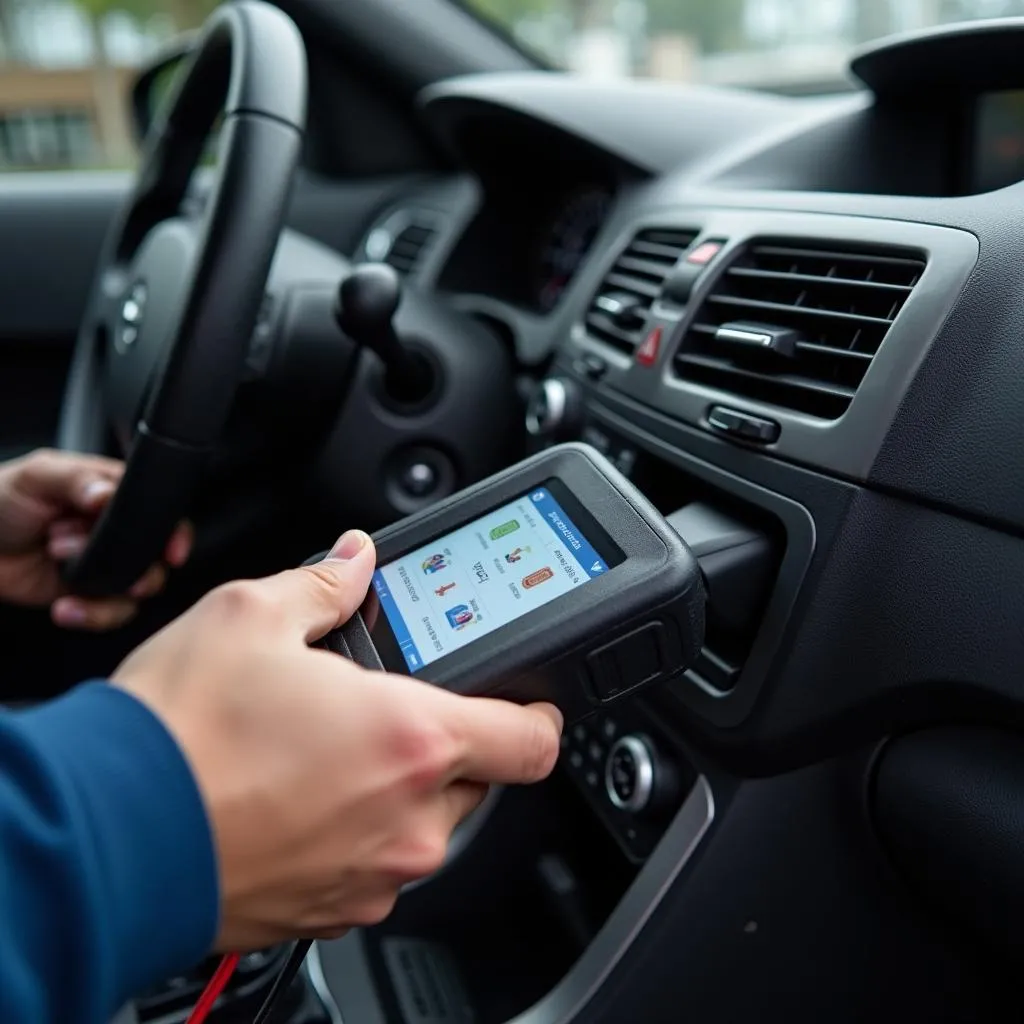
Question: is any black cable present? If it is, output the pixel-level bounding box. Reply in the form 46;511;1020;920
250;940;313;1024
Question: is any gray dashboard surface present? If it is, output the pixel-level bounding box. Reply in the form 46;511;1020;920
419;72;857;177
416;67;1024;532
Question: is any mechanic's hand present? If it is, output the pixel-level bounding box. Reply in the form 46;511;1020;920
0;448;192;629
112;530;563;950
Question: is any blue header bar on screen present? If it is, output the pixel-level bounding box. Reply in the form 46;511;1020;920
528;487;610;579
371;572;423;673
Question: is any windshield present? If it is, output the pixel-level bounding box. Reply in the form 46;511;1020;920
463;1;1016;94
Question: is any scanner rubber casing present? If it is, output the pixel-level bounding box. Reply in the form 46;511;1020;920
317;444;705;722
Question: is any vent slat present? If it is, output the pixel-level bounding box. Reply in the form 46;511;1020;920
672;239;926;419
615;255;683;280
381;219;438;276
707;293;895;327
751;244;923;273
627;239;690;262
603;271;662;299
796;341;874;363
678;353;856;401
727;267;914;295
677;354;855;420
584;226;699;353
585;312;643;349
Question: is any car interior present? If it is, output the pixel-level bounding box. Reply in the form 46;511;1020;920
4;0;1024;1021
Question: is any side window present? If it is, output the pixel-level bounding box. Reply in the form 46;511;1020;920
0;0;218;172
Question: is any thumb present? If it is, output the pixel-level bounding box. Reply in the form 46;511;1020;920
16;450;122;513
258;530;377;642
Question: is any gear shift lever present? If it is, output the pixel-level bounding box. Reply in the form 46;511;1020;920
334;263;433;405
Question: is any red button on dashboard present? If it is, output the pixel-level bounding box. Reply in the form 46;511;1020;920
686;241;724;266
636;326;662;367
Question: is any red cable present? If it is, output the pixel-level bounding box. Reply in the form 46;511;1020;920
184;952;241;1024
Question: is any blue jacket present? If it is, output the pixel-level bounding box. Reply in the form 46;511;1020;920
0;681;218;1023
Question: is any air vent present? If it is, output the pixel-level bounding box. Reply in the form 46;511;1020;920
585;227;699;353
674;241;926;419
364;211;442;276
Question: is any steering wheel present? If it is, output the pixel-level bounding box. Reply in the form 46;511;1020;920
57;0;306;596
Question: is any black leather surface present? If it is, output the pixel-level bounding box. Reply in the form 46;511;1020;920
873;727;1024;963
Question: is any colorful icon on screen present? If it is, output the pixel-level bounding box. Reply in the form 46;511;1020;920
489;520;519;541
504;546;531;564
523;567;554;589
532;491;546;502
434;582;456;598
422;554;448;575
445;605;476;629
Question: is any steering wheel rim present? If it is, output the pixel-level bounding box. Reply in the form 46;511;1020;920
57;0;306;596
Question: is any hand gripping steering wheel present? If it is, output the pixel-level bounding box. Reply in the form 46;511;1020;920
57;0;306;595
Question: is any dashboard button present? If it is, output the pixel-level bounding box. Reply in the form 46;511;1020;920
572;353;608;380
708;405;780;444
605;735;655;813
587;622;667;702
635;326;662;366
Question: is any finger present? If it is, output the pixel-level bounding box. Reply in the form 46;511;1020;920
48;529;89;561
254;530;377;642
164;521;193;568
129;563;167;600
52;596;137;631
48;518;89;540
17;450;123;513
439;781;489;831
441;698;563;786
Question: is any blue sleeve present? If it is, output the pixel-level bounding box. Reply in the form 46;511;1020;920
0;681;220;1024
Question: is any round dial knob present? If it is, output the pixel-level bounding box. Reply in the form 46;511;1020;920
605;734;677;815
525;377;581;440
605;735;655;813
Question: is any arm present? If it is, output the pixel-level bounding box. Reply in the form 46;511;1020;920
0;682;218;1024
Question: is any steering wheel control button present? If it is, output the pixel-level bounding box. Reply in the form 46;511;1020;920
587;622;667;703
635;325;662;367
400;461;437;498
386;446;456;515
708;405;780;445
605;735;655;813
117;281;147;351
526;377;581;441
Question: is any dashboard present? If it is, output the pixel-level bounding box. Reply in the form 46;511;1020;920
305;18;1024;1021
349;18;1024;772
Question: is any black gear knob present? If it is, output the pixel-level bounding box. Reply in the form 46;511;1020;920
334;263;431;404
